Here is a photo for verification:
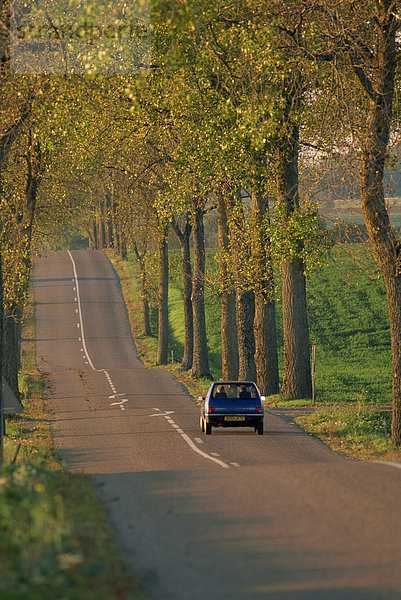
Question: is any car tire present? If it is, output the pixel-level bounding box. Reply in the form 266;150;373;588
205;422;212;435
257;422;264;435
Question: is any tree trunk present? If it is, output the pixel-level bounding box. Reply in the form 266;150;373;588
97;213;104;249
89;220;97;249
156;227;169;364
112;203;126;259
97;197;106;249
0;253;3;456
100;211;107;248
141;291;151;336
237;289;256;381
120;236;127;260
384;274;401;446
217;191;238;380
191;204;211;378
3;306;21;400
171;215;193;370
0;107;30;171
106;191;114;248
281;258;311;397
133;243;151;336
276;125;312;399
251;189;279;396
114;226;121;256
138;258;151;336
104;193;111;248
180;228;193;370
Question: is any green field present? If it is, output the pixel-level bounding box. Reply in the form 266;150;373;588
153;244;392;405
341;213;401;230
304;245;391;404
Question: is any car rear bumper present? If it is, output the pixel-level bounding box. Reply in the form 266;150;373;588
205;414;264;428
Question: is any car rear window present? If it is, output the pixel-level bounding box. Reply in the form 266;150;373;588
210;384;260;405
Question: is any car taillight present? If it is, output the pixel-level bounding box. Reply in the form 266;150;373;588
209;406;215;413
256;406;263;413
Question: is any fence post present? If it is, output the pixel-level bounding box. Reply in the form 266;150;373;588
312;345;316;404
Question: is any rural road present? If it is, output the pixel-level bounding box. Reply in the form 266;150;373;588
33;249;401;600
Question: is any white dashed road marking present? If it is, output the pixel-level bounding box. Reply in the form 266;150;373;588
68;250;126;411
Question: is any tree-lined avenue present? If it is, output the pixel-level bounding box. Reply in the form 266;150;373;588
33;250;401;600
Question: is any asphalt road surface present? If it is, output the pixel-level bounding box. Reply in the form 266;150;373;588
33;249;401;600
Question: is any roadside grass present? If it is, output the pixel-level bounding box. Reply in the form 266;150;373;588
106;244;401;461
0;464;140;600
1;291;143;600
296;405;398;461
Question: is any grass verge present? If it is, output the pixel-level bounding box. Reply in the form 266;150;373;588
1;290;143;600
295;405;400;461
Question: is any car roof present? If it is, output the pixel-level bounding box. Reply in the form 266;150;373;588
211;381;256;387
212;381;256;385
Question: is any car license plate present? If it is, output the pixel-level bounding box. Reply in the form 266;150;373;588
224;416;245;421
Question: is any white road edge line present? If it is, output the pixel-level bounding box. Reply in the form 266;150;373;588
375;461;401;471
180;433;230;469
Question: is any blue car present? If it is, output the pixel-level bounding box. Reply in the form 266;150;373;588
199;382;264;435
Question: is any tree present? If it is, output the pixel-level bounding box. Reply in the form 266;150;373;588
275;118;312;398
216;189;239;380
0;86;49;398
339;1;401;445
191;199;211;377
171;213;194;370
132;239;152;337
251;188;279;395
156;219;169;365
227;193;257;382
292;0;401;441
